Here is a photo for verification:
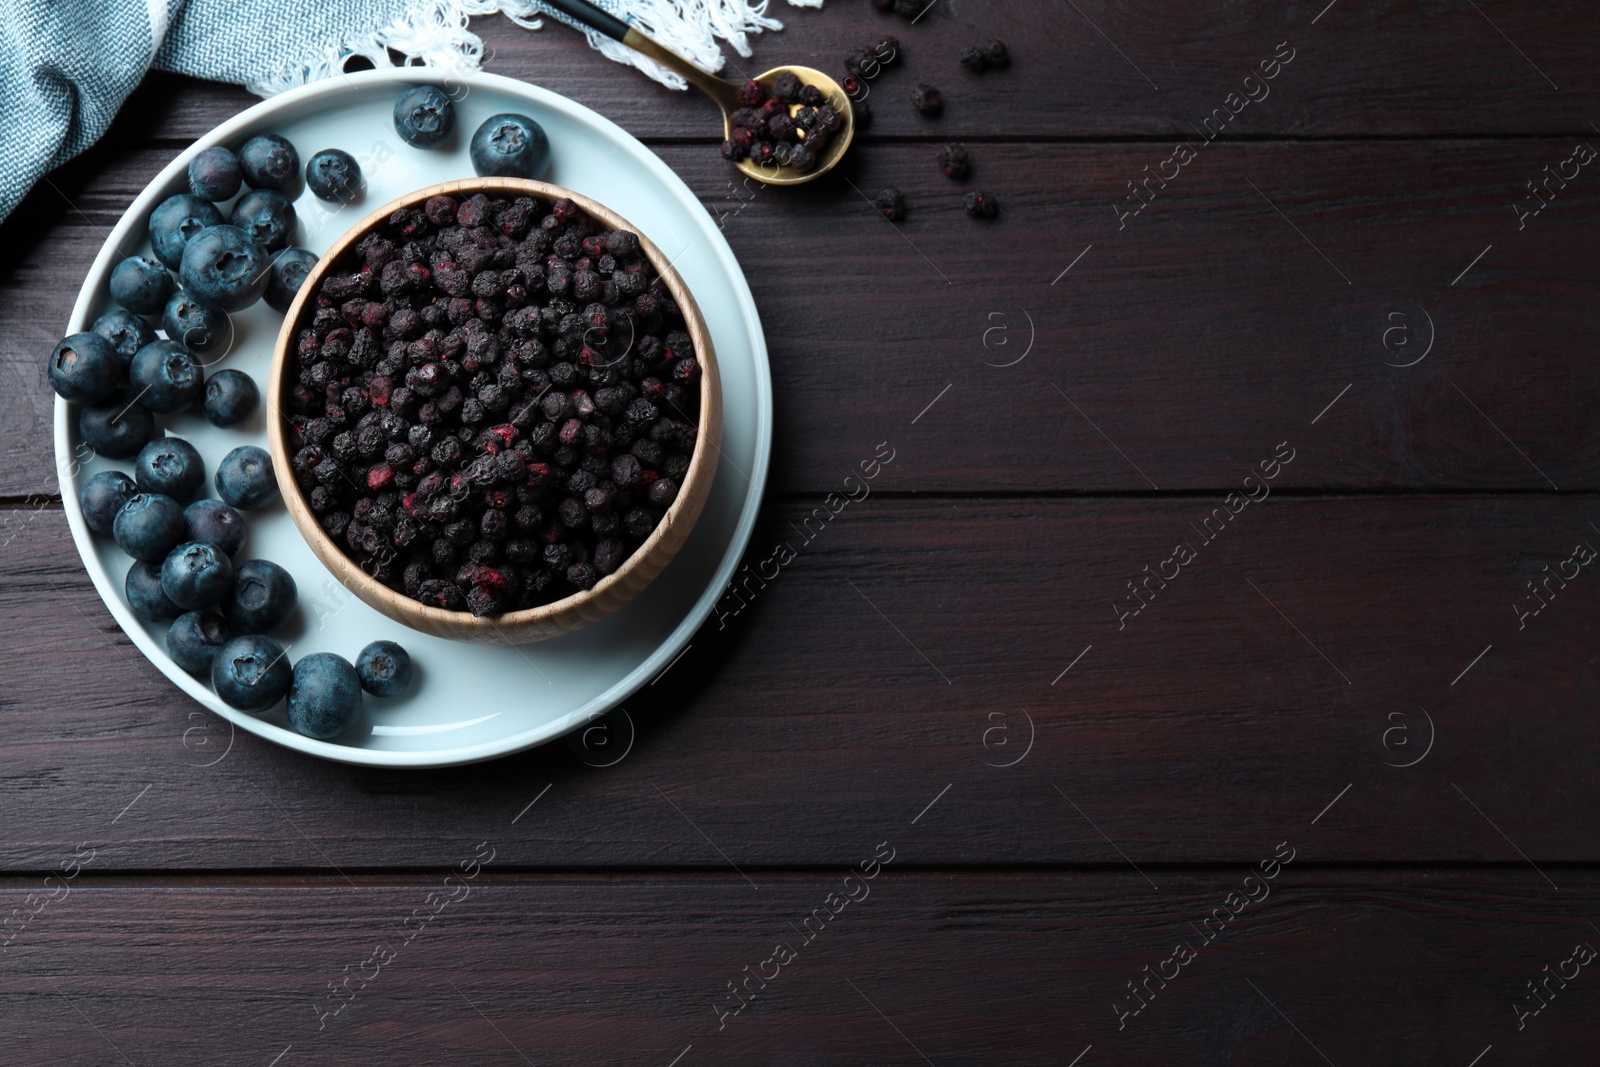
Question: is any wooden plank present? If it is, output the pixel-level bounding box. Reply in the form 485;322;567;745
1;869;1596;1063
5;140;1598;497
113;2;1600;143
1;494;1594;870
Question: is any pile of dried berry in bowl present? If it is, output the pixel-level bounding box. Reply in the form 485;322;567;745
269;179;721;643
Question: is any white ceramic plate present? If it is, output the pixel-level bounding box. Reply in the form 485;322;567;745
54;68;771;767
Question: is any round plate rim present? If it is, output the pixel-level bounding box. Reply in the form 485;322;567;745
52;67;773;768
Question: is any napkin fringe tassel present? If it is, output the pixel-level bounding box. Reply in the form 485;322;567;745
249;0;822;97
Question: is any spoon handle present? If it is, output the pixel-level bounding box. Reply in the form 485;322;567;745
538;0;741;109
538;0;630;41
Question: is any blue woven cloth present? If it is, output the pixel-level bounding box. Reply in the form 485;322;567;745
1;0;454;222
0;0;810;224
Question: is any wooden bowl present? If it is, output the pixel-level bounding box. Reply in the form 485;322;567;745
267;178;722;644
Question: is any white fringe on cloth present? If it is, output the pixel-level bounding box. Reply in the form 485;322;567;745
250;0;821;96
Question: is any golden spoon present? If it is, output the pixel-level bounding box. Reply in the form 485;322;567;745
538;0;855;186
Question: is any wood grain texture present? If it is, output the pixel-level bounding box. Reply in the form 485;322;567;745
2;494;1593;869
4;140;1598;497
1;870;1596;1065
108;2;1600;144
2;7;1596;1060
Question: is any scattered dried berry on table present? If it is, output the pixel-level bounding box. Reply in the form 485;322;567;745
873;188;906;221
937;142;970;180
963;190;1000;219
960;40;1010;73
284;191;703;617
844;49;875;77
872;36;899;63
910;83;943;116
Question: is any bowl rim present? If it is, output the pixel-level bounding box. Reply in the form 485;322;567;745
267;176;722;637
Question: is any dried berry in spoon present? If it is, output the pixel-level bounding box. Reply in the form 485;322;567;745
721;76;841;175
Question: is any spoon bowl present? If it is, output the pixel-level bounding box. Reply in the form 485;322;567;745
730;65;855;186
540;0;855;185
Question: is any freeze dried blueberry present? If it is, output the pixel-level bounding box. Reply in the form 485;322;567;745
872;188;905;221
937;143;970;180
773;71;802;102
963;190;1000;219
910;83;943;116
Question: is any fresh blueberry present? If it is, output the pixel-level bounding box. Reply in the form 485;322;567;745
215;445;277;509
125;560;181;622
109;256;176;315
148;193;224;269
229;189;296;253
112;492;187;561
161;291;231;357
134;437;206;501
179;225;271;312
287;652;363;739
222;558;296;633
203;369;259;428
184;498;246;556
470;113;550;179
188;145;242;202
264;247;318;313
130;339;204;413
355;640;412;697
161;541;235;610
238;134;300;193
79;470;138;535
91;309;157;372
166;611;234;674
211;634;292;711
78;390;155;459
47;332;121;404
394;86;455;148
305;149;362;203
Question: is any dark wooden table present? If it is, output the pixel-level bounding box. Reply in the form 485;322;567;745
3;2;1598;1063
